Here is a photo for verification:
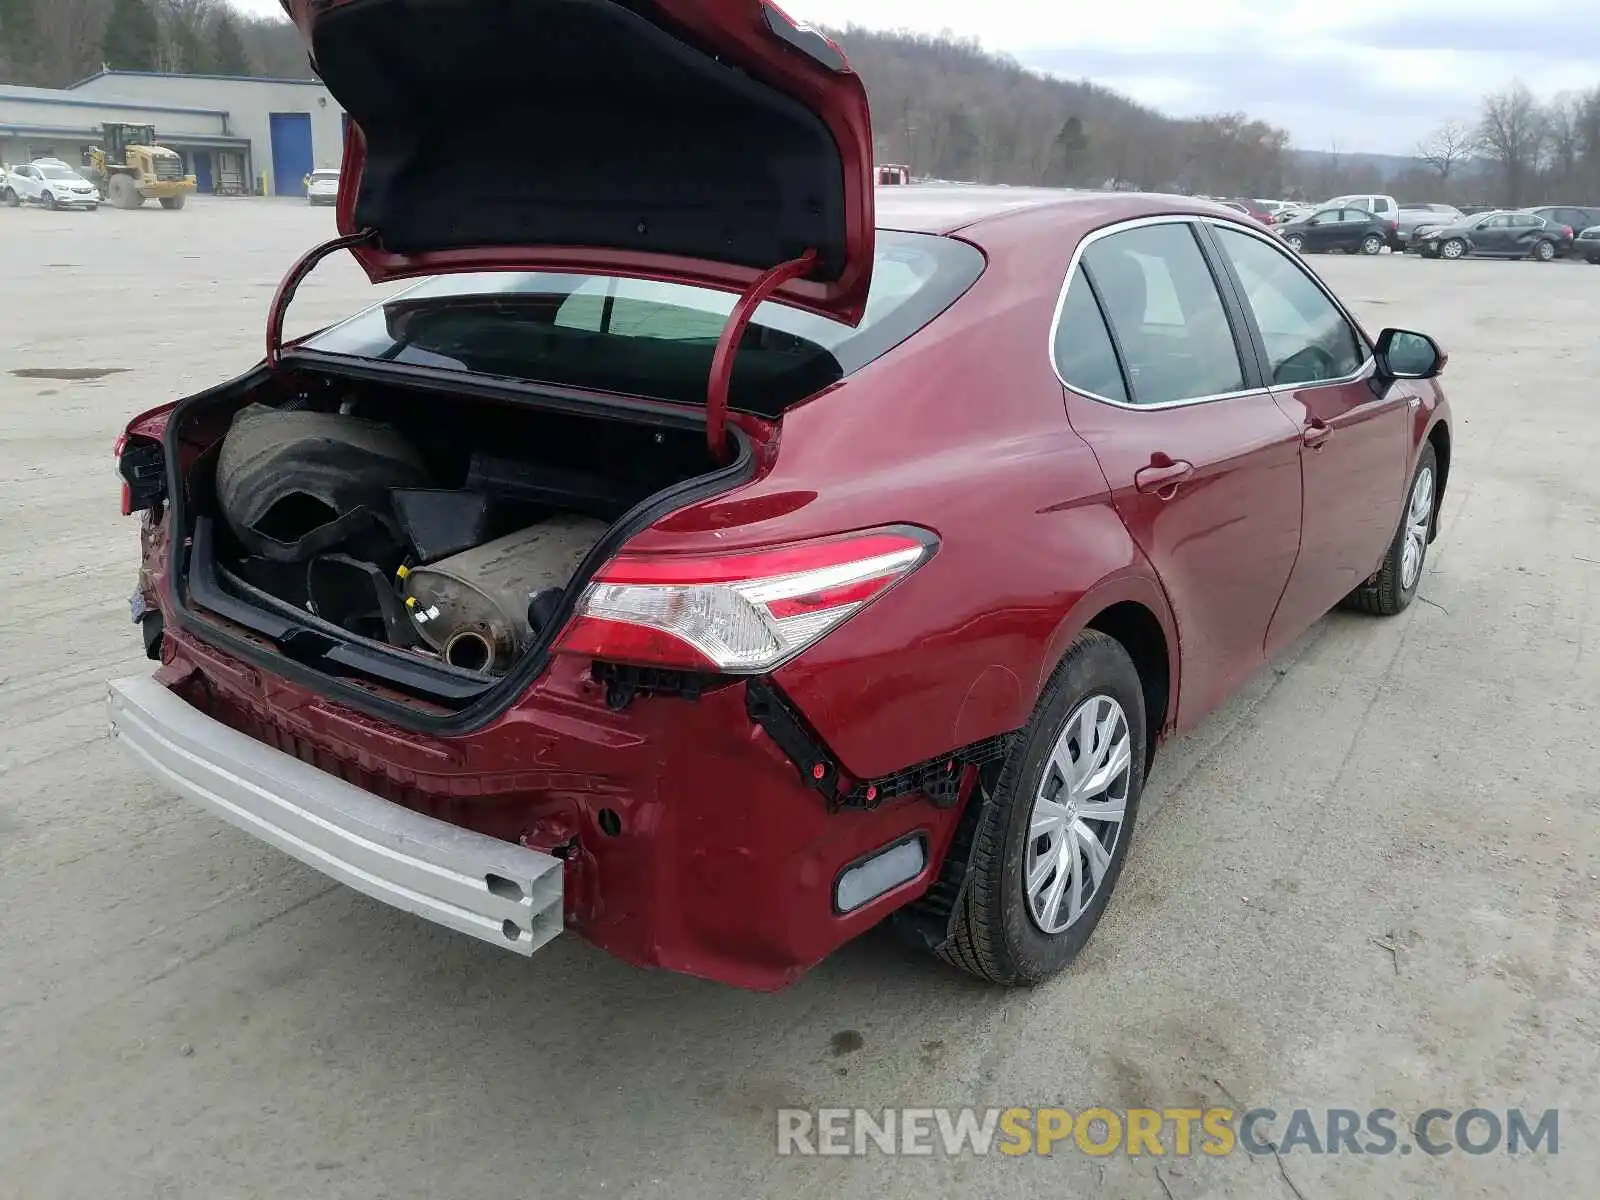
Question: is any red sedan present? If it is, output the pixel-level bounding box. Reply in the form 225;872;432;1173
108;0;1453;991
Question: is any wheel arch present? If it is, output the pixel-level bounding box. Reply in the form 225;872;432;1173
1036;572;1179;764
1426;418;1450;542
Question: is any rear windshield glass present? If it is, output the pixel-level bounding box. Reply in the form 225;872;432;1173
303;230;984;416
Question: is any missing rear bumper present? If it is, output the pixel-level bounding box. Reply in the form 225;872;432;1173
107;673;564;955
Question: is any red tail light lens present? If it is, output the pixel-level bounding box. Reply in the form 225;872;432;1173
556;528;937;672
1563;225;1573;238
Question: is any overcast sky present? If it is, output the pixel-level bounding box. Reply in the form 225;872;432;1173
229;0;1600;153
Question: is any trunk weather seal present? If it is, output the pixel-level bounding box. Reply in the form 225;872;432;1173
163;365;756;735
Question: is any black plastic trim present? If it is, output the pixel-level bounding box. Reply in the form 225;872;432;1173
745;676;1018;815
745;677;841;798
119;438;167;513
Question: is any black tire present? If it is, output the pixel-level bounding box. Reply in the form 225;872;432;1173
2;188;17;208
159;195;185;210
1440;238;1467;260
1285;234;1304;253
1343;443;1437;616
1532;239;1556;262
936;631;1147;985
42;191;56;211
1361;233;1384;255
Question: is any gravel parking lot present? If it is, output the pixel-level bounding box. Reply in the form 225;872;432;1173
2;195;1596;1199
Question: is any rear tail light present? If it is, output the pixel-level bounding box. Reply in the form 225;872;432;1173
1563;225;1573;238
556;527;937;672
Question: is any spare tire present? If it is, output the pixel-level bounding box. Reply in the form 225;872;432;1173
215;404;430;563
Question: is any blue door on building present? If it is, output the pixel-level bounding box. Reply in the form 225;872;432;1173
269;113;314;196
193;151;214;194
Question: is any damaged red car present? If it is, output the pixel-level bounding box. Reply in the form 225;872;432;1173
108;0;1454;991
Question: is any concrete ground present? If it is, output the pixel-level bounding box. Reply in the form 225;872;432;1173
1;195;1595;1199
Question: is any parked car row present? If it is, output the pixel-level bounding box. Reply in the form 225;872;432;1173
1405;204;1600;261
1262;192;1600;264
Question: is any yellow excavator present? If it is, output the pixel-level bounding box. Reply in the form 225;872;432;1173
85;124;196;210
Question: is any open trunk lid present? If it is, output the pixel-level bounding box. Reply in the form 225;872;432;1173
285;0;876;325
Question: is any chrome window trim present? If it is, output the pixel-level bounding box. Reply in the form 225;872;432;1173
1047;212;1375;410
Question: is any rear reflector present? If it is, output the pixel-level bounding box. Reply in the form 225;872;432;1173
556;527;937;672
835;835;926;913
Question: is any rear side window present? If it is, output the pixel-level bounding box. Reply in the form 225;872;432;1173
303;231;984;418
1080;222;1246;406
1052;270;1128;402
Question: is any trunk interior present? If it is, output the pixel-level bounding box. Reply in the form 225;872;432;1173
172;364;749;714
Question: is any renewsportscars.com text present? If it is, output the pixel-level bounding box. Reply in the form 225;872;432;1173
776;1106;1559;1158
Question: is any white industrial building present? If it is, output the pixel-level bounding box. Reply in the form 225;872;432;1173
0;70;347;196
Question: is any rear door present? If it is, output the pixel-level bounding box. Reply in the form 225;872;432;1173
1205;222;1412;655
1054;218;1304;726
1511;213;1550;253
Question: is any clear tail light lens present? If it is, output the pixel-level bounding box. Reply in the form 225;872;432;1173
555;527;937;672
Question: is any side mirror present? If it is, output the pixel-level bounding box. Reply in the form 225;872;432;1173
1375;328;1445;380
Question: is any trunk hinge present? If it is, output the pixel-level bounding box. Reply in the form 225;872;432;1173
704;249;818;463
265;227;378;372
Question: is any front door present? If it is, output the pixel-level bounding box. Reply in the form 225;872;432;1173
1054;218;1305;727
1206;223;1412;656
1472;214;1514;254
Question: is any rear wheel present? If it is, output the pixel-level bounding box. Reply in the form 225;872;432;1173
159;195;185;210
1440;238;1466;260
936;631;1146;985
1361;233;1384;255
1532;239;1556;262
1285;233;1304;252
2;188;18;207
1343;443;1437;616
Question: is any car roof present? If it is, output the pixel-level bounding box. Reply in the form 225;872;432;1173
874;184;1245;237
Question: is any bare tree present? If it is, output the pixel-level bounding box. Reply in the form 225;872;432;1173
1477;82;1548;206
1543;92;1582;194
34;0;112;85
1417;120;1476;181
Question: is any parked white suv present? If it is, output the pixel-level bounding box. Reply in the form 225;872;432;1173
3;159;100;210
304;167;340;207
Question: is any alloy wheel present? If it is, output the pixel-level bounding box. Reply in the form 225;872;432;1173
1442;239;1465;259
1286;235;1304;252
1400;465;1434;590
1024;694;1132;935
1362;234;1383;255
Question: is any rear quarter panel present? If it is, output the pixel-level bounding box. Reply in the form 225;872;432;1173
627;203;1183;778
